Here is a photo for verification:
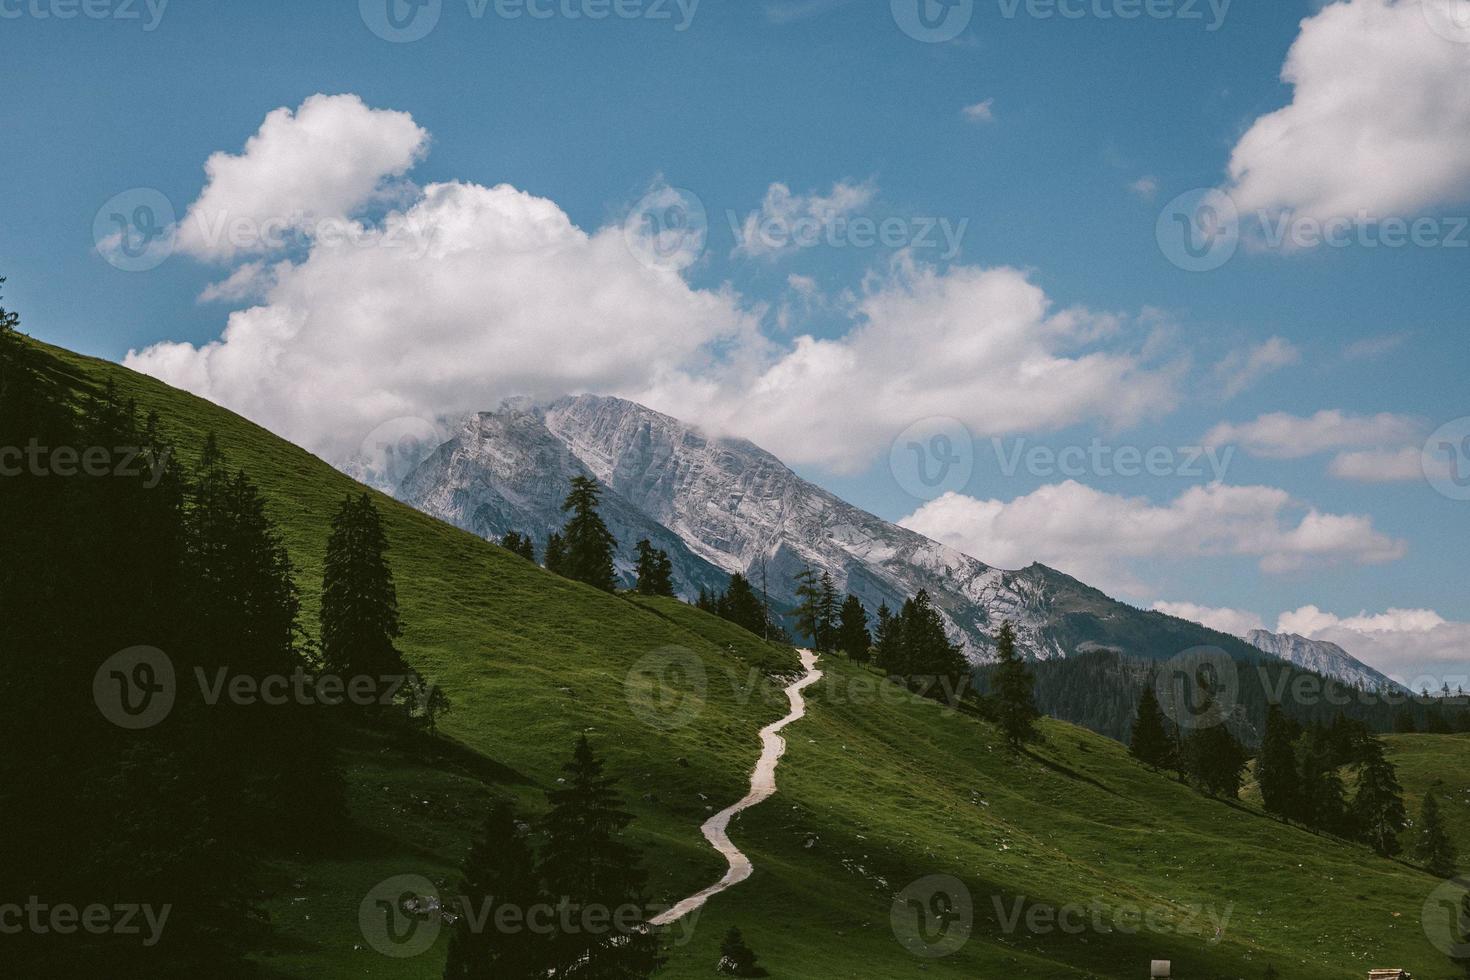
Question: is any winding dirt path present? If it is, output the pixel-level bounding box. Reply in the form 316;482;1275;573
650;649;823;927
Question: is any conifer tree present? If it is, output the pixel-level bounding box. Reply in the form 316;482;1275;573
558;476;618;592
1257;703;1300;821
792;567;823;650
816;572;839;653
899;591;968;703
544;532;567;575
537;737;663;978
321;492;408;679
718;927;766;977
500;531;536;562
1414;790;1458;877
443;798;542;979
1351;740;1407;856
1295;738;1349;833
695;585;716;613
991;621;1038;750
1129;682;1172;770
836;594;871;663
873;602;905;676
1182;721;1249;799
717;572;767;636
633;539;675;597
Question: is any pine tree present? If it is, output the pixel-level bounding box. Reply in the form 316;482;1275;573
899;591;968;704
1257;703;1300;821
1182;722;1249;799
695;585;716;613
991;621;1038;750
633;539;675;597
544;532;567;575
792;567;823;650
1351;740;1407;856
500;531;536;562
1415;790;1458;877
321;492;409;679
873;602;905;676
717;927;765;977
443;797;543;979
537;737;664;978
1129;682;1172;770
1294;737;1348;833
836;594;871;663
717;572;768;637
558;476;618;592
816;572;839;653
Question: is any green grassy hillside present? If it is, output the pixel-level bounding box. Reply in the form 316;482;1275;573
32;337;1469;979
1384;734;1470;867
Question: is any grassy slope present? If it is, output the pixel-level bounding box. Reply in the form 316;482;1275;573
1384;734;1470;867
36;337;1466;979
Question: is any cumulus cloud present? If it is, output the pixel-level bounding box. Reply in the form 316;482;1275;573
1204;410;1425;459
1213;337;1301;399
1151;601;1265;637
1276;604;1470;686
125;96;1184;477
962;99;995;124
898;481;1406;596
655;260;1184;472
178;94;429;262
731;180;875;259
1225;0;1470;226
129;178;758;461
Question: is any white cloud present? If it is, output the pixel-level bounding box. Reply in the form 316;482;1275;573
178;94;429;262
1277;604;1470;686
1213;336;1301;398
897;481;1406;596
1151;601;1265;637
655;260;1184;472
1204;410;1426;459
128;178;758;461
1225;0;1470;225
127;97;1184;479
962;99;995;124
1327;446;1439;482
1129;176;1159;200
732;180;876;259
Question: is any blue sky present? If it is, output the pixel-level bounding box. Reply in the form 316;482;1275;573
3;0;1468;682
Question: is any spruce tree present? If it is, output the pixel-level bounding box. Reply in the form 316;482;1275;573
718;573;767;636
1257;703;1300;821
792;568;823;650
558;476;618;592
816;572;839;653
443;798;542;980
537;737;664;978
633;539;675;597
1415;790;1458;876
1129;682;1172;770
873;602;905;676
900;591;968;704
1182;721;1248;799
544;532;567;575
836;594;871;663
321;492;409;679
500;531;536;562
718;927;765;977
991;621;1038;750
1351;741;1407;856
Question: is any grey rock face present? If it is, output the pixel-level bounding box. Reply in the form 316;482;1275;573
1245;629;1404;693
